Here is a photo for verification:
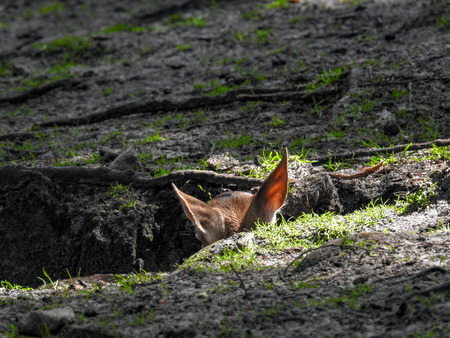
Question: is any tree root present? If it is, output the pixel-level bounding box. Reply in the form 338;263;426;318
0;132;40;142
311;139;450;164
0;79;81;104
0;166;264;190
33;85;343;128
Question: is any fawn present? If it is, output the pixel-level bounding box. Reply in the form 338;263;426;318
172;149;288;247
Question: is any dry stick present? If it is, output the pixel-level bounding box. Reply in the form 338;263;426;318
230;264;249;299
0;79;80;104
33;86;341;128
328;162;383;180
310;139;450;165
0;166;264;190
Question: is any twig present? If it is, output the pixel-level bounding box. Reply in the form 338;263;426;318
328;162;383;179
230;264;249;299
310;139;450;164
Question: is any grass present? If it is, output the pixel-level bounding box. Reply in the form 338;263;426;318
40;2;66;15
217;130;251;148
193;78;250;96
181;198;396;272
32;35;93;63
421;144;450;161
270;116;285;127
418;117;439;141
149;154;208;178
100;23;129;34
266;0;288;9
397;183;437;214
310;284;372;310
248;148;310;179
306;67;345;91
391;88;410;99
12;62;80;92
1;280;34;291
436;16;450;27
164;13;207;27
234;27;274;45
0;58;13;77
134;128;168;146
37;267;58;289
176;44;192;51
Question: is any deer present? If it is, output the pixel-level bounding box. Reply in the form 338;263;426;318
172;149;288;247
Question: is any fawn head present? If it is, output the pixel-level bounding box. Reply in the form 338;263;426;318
172;149;288;247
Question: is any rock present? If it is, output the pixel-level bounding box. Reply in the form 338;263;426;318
108;148;143;172
59;324;116;338
283;163;342;217
209;232;256;255
376;109;399;136
206;153;239;171
17;307;76;336
100;148;119;163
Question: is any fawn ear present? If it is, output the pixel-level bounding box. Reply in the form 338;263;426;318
172;183;225;245
252;148;288;222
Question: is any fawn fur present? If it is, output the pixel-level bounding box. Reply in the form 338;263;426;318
172;149;288;247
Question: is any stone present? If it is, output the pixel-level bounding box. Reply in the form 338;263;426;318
17;307;76;336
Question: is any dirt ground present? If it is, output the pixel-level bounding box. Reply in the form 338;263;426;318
1;0;450;336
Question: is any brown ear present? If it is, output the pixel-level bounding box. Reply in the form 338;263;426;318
251;148;288;222
172;183;225;246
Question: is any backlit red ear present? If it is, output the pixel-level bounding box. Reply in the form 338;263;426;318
252;148;288;221
172;183;207;233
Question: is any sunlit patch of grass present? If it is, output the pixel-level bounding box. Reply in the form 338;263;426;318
181;199;395;272
256;199;394;250
248;148;311;179
266;0;288;9
396;183;437;214
306;67;345;91
422;144;450;161
134;128;168;146
151;155;208;178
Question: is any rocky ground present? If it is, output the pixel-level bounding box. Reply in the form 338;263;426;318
1;0;450;336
